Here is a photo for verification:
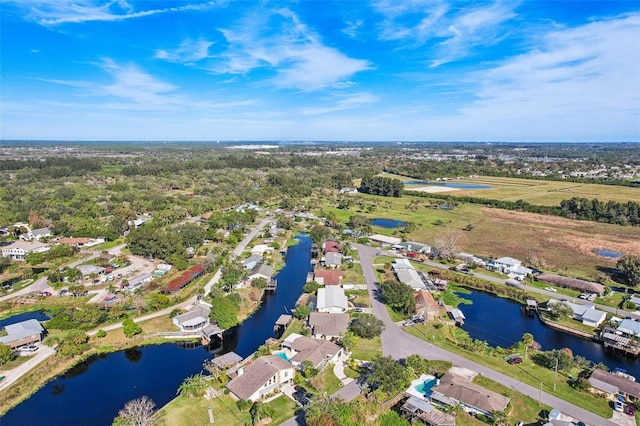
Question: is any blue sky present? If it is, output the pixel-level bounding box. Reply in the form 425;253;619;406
1;0;639;142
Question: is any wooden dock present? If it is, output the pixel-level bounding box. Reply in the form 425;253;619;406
266;278;277;293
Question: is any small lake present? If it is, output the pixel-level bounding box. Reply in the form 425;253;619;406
404;180;491;189
2;236;312;425
593;249;623;259
0;310;50;330
371;218;406;228
458;290;640;378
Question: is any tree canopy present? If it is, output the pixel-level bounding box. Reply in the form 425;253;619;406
380;280;415;314
349;313;385;339
618;255;640;287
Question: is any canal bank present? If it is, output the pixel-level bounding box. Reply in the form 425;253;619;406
1;236;312;426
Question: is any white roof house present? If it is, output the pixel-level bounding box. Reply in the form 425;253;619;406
368;234;402;245
243;254;263;270
323;252;343;268
617;319;640;337
317;286;348;313
392;259;414;271
250;244;274;255
1;240;50;261
548;299;606;327
77;264;106;276
27;227;52;240
396;269;426;290
0;319;44;349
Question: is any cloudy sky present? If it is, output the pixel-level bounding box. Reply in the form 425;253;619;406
1;0;639;142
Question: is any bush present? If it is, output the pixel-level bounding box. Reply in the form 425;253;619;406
169;308;183;318
349;313;385;339
122;318;142;338
96;329;107;338
236;399;252;412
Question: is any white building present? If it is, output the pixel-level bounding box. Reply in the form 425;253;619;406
488;256;532;280
317;286;348;313
1;240;50;261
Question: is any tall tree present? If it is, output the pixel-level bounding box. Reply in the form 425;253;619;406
617;255;640;287
113;396;156;426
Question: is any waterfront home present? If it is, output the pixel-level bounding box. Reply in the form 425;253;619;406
547;300;607;327
0;319;44;349
414;291;439;321
316;286;348;313
323;252;343;268
247;263;274;282
308;312;350;339
283;334;343;369
242;254;263;270
226;355;295;402
172;302;211;331
250;244;274;255
1;240;50;261
431;371;510;418
615;318;640;338
488;256;532;280
588;368;640;402
322;240;342;254
447;309;466;325
313;270;344;286
368;234;402;246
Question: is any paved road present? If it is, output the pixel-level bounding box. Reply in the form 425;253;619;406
0;345;55;392
354;243;618;426
88;219;271;336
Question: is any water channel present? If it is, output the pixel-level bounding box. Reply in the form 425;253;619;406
2;236;312;425
371;218;406;228
459;290;640;377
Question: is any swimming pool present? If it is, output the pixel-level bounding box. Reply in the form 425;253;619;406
407;374;438;399
415;377;438;395
274;351;291;362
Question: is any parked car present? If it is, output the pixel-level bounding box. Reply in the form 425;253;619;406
614;400;624;412
544;287;557;292
42;291;52;297
411;315;424;323
21;344;38;352
292;391;310;406
624;403;636;416
403;320;414;327
507;357;522;365
353;307;363;313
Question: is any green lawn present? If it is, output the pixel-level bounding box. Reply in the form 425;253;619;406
342;262;364;284
156;394;250;426
321;367;343;395
264;395;298;425
405;322;613;419
351;335;382;361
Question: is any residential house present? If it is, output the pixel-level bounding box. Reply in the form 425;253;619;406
56;237;90;247
282;334;343;369
226;355;295;402
392;259;415;271
25;227;52;241
77;264;106;276
317;286;348;313
243;254;263;270
414;291;439;320
396;269;427;290
398;241;432;254
308;312;350;339
251;244;274;255
323;252;343;268
400;396;456;426
323;241;342;254
617;319;640;338
313;270;344;286
431;371;510;418
125;273;153;291
488;257;532;280
368;234;402;246
588;369;640;402
248;263;274;282
339;187;358;194
547;300;607;327
235;203;260;213
173;302;211;331
0;319;45;349
1;240;50;261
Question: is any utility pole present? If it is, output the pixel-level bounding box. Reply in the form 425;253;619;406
553;357;558;391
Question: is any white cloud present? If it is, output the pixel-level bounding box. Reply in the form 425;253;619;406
9;0;222;25
155;39;214;63
341;19;363;38
299;92;379;116
212;7;371;91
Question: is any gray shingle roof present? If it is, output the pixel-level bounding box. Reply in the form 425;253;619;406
226;355;292;400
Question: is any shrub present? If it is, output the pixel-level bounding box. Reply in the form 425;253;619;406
96;329;107;338
122;318;142;338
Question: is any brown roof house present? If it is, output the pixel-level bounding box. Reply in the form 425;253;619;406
308;312;350;339
414;291;439;320
431;370;510;418
226;355;295;402
0;319;45;349
281;334;343;370
588;369;640;402
313;270;344;286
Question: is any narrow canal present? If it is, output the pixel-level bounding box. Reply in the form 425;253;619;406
2;236;312;426
459;290;640;377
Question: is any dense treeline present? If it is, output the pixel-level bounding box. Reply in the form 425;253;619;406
412;191;640;226
359;176;403;197
0;157;102;176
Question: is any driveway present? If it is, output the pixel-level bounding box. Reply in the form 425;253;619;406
0;344;55;392
353;243;618;426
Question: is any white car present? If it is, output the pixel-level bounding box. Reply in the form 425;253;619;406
544;287;557;292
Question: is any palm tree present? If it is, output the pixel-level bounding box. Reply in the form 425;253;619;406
491;409;509;426
521;333;534;358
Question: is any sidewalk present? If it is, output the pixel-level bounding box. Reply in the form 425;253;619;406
332;352;353;386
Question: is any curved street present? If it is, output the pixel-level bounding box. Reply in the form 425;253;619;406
354;243;618;426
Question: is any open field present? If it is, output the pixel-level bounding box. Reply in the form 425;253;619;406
320;193;640;281
383;173;640;206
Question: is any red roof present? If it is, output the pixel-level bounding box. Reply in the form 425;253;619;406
324;241;342;253
314;270;344;285
57;237;91;245
164;263;206;293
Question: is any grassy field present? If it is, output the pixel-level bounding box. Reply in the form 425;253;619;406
319;192;640;281
351;335;382;361
384;173;640;206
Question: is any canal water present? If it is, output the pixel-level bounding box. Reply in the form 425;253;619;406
2;236;312;426
459;290;640;377
371;218;406;228
0;310;50;330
